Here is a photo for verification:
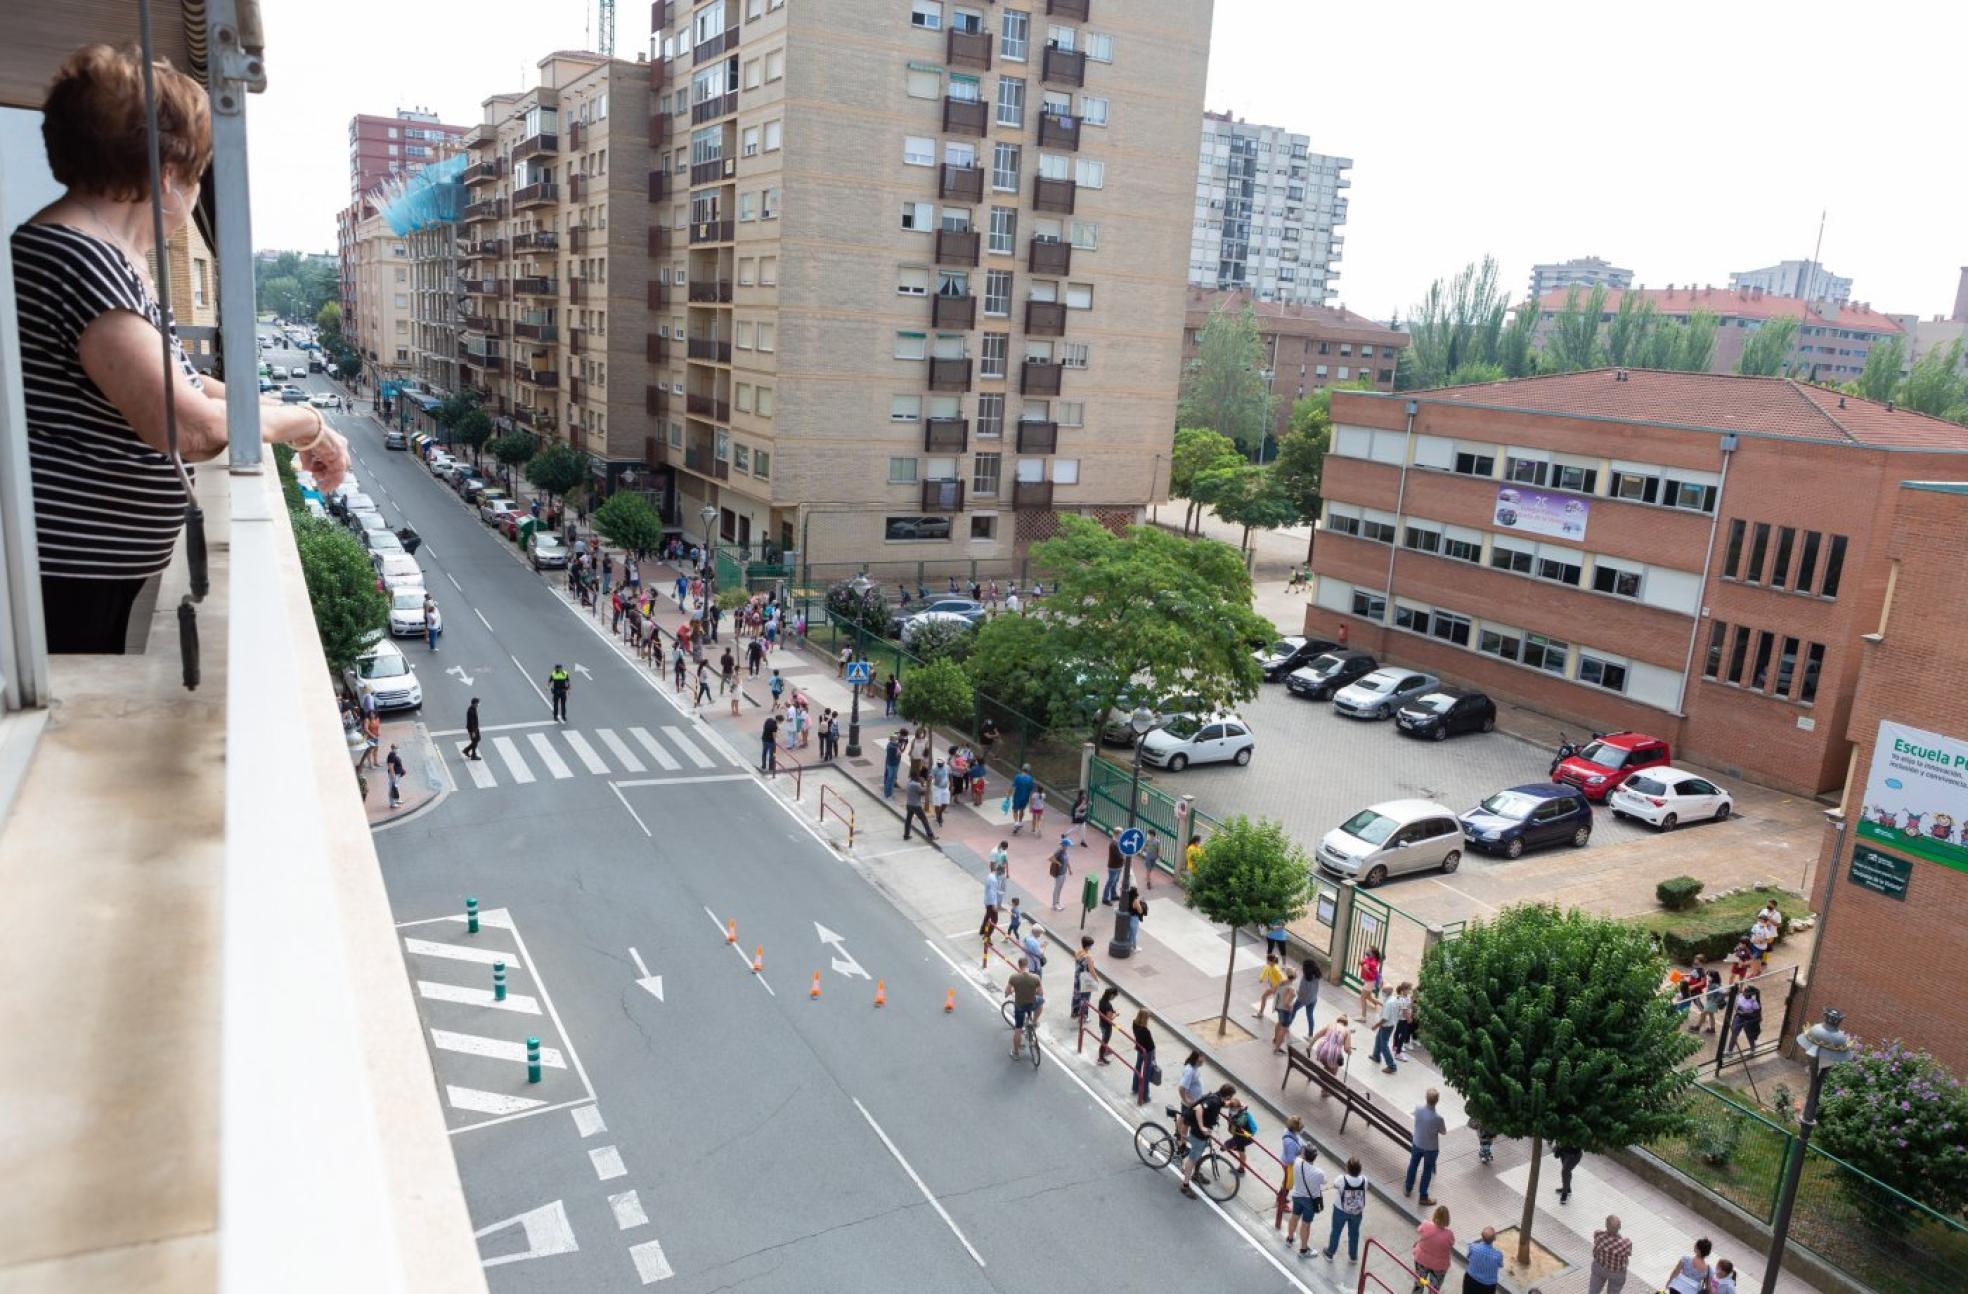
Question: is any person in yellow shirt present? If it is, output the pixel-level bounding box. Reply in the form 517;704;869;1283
1186;836;1205;877
1253;951;1286;1018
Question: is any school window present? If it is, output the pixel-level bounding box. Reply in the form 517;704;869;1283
1702;622;1728;678
1452;449;1495;478
1350;588;1386;621
999;8;1029;60
1506;456;1548;487
1767;527;1796;589
1577;653;1628;693
984;270;1012;316
1477;626;1522;663
1535;550;1582;587
1431;611;1472;647
1775;636;1801;696
1749;631;1777;690
1726;625;1752;685
1360;514;1397;544
1442;532;1482;564
1489;538;1534;576
1523;634;1569;676
1591;559;1642;599
1554;463;1597;494
1743;523;1771;583
1819;534;1847;597
1394;604;1432;636
1722;519;1746;578
1324;506;1360;538
891;395;922;422
1794;530;1823;590
1402;524;1441;554
1800;642;1824;703
996;77;1025;127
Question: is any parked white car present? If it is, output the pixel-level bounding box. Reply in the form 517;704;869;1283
342;637;422;711
1135;713;1254;772
364;529;406;559
1333;668;1441;720
480;497;518;526
387;588;430;638
375;553;424;594
1609;767;1734;832
1317;799;1464;887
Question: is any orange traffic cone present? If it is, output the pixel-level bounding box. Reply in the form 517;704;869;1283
874;979;886;1008
751;945;763;973
810;971;823;999
725;919;737;944
944;988;956;1013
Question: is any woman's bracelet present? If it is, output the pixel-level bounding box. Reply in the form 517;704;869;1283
295;408;329;454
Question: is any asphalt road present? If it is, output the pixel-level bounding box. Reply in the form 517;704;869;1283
310;380;1324;1292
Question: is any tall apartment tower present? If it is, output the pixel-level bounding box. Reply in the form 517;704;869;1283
1728;259;1851;305
456;53;655;477
1527;255;1633;301
643;0;1213;568
1190;112;1349;306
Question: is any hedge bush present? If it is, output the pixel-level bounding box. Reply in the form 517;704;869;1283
1631;887;1804;967
1656;876;1705;910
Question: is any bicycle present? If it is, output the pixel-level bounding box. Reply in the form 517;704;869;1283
1000;997;1042;1070
1132;1106;1240;1202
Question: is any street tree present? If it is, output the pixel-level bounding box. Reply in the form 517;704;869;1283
1851;335;1906;403
1197;462;1298;553
1177;303;1273;454
314;301;342;336
292;514;389;674
1185;817;1314;1037
1497;305;1542;379
1169;427;1243;536
1398;257;1510;390
591;491;665;556
1271;418;1332;563
1542;285;1609;372
963;613;1080;727
1445;360;1508;387
1418;904;1699;1266
894;656;974;762
1895;338;1968;424
1602;292;1659;368
524;442;587;509
1736;316;1800;376
489;431;536;491
260;275;306;322
902;616;974;666
452;407;493;465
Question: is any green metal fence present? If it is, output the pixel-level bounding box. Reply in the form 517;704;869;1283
1644;1084;1968;1294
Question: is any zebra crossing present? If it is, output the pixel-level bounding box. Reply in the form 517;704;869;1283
452;723;731;789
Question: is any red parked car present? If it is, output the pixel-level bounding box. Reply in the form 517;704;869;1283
1553;731;1672;801
498;509;526;539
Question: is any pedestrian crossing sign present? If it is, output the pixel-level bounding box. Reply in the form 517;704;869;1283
846;661;874;686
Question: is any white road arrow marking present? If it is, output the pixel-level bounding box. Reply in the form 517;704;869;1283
446;664;476;687
475;1198;578;1268
815;922;870;980
573;662;594;679
628;946;665;1001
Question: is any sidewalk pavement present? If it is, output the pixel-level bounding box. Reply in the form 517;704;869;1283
574;555;1818;1294
357;715;444;827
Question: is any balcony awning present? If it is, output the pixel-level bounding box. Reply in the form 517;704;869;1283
3;0;213;110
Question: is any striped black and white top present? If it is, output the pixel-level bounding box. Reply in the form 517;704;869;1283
12;223;196;580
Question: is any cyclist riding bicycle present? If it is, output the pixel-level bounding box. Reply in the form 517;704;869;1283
1004;957;1043;1060
1178;1084;1236;1199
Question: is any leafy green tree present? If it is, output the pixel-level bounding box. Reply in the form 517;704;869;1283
963;613;1084;728
524;442;587;507
1497;305;1542;379
1895;338;1968;424
1197;462;1298;552
452;407;493;464
1398;257;1510;390
1445;361;1508;387
314;301;342;336
894;656;975;762
902;616;974;666
1852;336;1906;403
1639;310;1719;373
591;490;665;556
1543;285;1609;372
1603;292;1659;368
1816;1039;1968;1232
1169;427;1244;536
1736;316;1801;376
1271;420;1331;563
1185;817;1314;1036
272;442;304;515
1419;904;1699;1265
291;515;389;674
260;275;307;321
490;431;536;491
1177;303;1274;453
824;578;893;636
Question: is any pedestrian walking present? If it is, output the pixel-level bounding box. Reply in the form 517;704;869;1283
882;731;905;798
1139;828;1163;889
1358;946;1383;1014
1048;832;1072;909
1095;987;1120;1064
1296;957;1321;1039
601;553;613;596
719;648;736;695
1728;985;1763;1054
768;669;785;709
1070;936;1096;1021
1395;983;1420;1060
1125;886;1147;947
1412;1206;1455;1294
362;711;381;768
1554;1142;1583;1203
463;697;482;760
1464;1227;1504;1294
693;661;714;709
1130;1009;1157;1104
1284;1143;1326;1258
1004;896;1024;940
930;758;951;824
1308;1015;1351;1094
968;758;987;808
1710;1260;1738;1294
423;595;441;651
1254;951;1285;1018
1270;970;1300;1054
385;744;405;810
1009;764;1035;833
981;864;1004;938
978;715;999;765
746;637;765;678
1406;1088;1448;1205
1588;1217;1632;1294
1264;918;1290;963
1322;1157;1369;1263
547;663;571;722
672;645;688;692
1373;981;1410;1073
1662;1238;1713;1294
902;773;936;842
1028;787;1047;836
760;713;779;772
1070;788;1089;846
882;673;900;717
837;644;852;678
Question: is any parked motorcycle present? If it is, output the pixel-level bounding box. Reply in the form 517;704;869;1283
1549;733;1581;776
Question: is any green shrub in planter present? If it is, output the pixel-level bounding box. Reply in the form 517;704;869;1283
1656;876;1704;910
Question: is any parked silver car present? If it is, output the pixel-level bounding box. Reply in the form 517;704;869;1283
1316;799;1463;887
1332;668;1441;720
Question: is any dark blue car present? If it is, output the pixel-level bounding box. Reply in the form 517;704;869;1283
1458;783;1593;858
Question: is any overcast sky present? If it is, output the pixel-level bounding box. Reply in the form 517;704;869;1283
243;0;1967;320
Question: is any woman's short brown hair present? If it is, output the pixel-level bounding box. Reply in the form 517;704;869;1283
42;45;211;201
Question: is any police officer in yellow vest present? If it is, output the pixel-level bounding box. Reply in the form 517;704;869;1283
548;663;571;722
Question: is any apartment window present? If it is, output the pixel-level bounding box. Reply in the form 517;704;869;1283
898;266;931;297
947;73;982;105
992;142;1021;191
996;77;1025;128
1351;588;1386;621
907;67;942;100
738;257;758;288
1452;449;1495;478
1061;341;1088;369
741;125;760;156
761;186;780;219
753;449;771;479
1819;534;1847;597
1578;652;1628;693
1592;558;1642;599
1000;8;1029;60
1489;538;1534;576
1078;95;1108;126
1722;519;1746;578
1768;527;1796;589
1402;524;1441;555
980;332;1008;378
976;393;1005;438
759;257;778;285
1703;621;1728;679
911;0;942;29
890;457;920;483
971;514;996;540
1535;549;1582;587
1038;152;1070;180
891;395;922;422
765;50;784;80
1432;610;1473;647
984;270;1012;316
1074;158;1105;188
973;452;1001;497
896;331;927;360
1064;282;1093;310
735;383;753;413
739;191;757;221
1794;530;1822;590
1800;642;1824;703
1477;625;1522;663
763;120;782;151
744;58;762;89
1085;32;1113;61
988;207;1017;255
736;320;754;348
1057;401;1084;427
1726;625;1752;684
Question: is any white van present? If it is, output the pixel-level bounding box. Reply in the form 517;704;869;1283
342;637;423;711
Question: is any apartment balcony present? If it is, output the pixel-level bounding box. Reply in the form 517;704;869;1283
512;320;558;342
570;376;585;404
462;158;502;184
515;131;559;159
461;197;505;222
1014;479;1055;508
691;156;736;186
568;120;584;151
512;229;559;252
1042;45;1086;87
458;276;503;297
570;328;586;355
1021;359;1063;396
648;170;671;201
688;337;733;363
932;293;977;329
1028;238;1072;275
644;435;669;467
688;278;734;304
647;385;669;416
463;353;507;375
939;163;985;201
467;237;506;260
920;479;966;512
1016;419;1059;453
947;27;993;70
646;333;670;363
1038;110;1081;151
512;181;559;208
648;111;671;147
687;393;731;421
692;91;738;125
521;369;559;390
648;281;673;309
695;24;739;63
1047;0;1091;18
568;174;587;202
935;228;980;267
568;278;587;305
512;276;557;298
942;96;989;137
648;226;672;256
690;218;736;244
1033;176;1077;213
928;357;973;391
1025;299;1067;336
682;447;733;480
460;313;493;334
925;417;969;453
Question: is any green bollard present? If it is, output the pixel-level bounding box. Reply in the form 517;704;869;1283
466;897;479;935
526;1036;542;1084
493;960;507;1001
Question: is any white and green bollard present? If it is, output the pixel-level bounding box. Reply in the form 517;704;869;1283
466;897;479;935
493;960;507;1002
526;1037;542;1084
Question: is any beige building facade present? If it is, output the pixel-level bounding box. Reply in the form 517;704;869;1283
350;211;413;387
407;217;462;396
644;0;1213;566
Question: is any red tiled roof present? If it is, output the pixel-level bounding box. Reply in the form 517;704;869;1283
1407;369;1968;450
1532;286;1903;336
1187;288;1406;344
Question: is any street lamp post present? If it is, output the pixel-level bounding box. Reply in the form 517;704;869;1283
1107;705;1157;959
1760;1008;1853;1294
845;571;871;758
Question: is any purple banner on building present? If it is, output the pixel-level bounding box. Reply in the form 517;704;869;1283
1493;485;1589;541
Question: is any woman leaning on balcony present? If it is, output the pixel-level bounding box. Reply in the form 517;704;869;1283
12;44;349;653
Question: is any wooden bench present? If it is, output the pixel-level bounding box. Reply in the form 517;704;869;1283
1282;1044;1415;1154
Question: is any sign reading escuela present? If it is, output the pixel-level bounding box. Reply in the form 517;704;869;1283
1849;844;1912;901
1857;721;1968;874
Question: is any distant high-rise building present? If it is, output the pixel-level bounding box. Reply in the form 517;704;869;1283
347;108;471;202
1528;255;1632;301
1190;111;1349;306
1729;259;1851;305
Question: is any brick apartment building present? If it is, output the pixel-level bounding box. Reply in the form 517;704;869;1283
1305;370;1968;794
1530;285;1903;386
1799;482;1968;1071
340;110;469;345
1182;287;1405;447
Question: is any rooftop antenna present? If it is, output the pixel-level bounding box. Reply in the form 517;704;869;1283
1807;209;1826;299
598;0;616;55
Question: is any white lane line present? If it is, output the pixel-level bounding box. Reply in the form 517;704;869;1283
396;907;514;930
492;735;536;785
417;980;541;1014
611;773;754;788
920;938;1316;1293
431;719;558;737
609;1189;649;1230
447;571;463;592
589;1145;627;1181
527;731;575;779
429;1029;567;1069
596;728;647;773
660;725;717;769
421;543;438;562
510;655;553;709
703;905;775;996
572;1105;607;1138
404;937;521;968
628;726;681;771
446;1085;547;1116
628;1239;674;1284
504;911;600;1104
610;783;652;837
460;746;498;789
475;608;494;632
853;1097;986;1269
563;730;612;774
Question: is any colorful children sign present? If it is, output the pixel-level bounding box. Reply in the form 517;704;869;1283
1857;721;1968;873
1492;485;1590;541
